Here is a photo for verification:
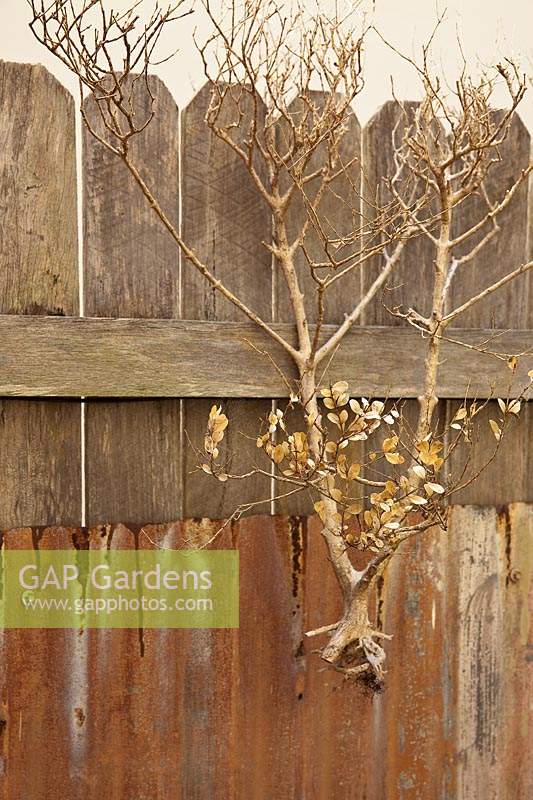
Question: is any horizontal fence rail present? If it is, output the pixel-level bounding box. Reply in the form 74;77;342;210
1;315;532;398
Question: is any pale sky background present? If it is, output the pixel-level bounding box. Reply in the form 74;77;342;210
0;0;532;129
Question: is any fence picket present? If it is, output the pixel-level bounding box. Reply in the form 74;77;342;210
83;75;181;523
447;114;531;503
275;91;362;514
180;82;272;518
0;62;80;527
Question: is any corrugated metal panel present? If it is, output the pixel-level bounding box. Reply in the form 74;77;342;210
0;505;531;799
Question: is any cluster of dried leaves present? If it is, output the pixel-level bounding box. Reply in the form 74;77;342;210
201;376;530;555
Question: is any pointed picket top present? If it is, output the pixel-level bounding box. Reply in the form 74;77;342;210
83;73;181;524
82;73;180;320
181;79;271;322
181;79;272;518
446;110;531;505
0;60;78;316
276;89;362;327
450;109;531;329
0;60;80;526
361;98;436;324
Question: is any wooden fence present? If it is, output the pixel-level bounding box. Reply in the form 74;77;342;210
0;61;532;799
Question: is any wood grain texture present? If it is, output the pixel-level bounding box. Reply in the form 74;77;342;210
277;91;362;323
1;506;531;799
360;101;442;486
0;61;80;527
83;75;181;524
361;101;436;321
0;315;531;398
181;82;272;517
448;114;532;504
275;93;362;515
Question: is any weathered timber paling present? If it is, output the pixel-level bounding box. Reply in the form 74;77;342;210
180;82;272;518
0;62;81;527
83;75;181;524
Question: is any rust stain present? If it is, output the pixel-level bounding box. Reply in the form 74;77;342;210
0;507;531;799
73;707;85;728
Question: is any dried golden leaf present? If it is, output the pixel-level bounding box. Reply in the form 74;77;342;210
424;482;444;495
348;463;361;481
385;452;404;465
201;464;212;475
382;435;399;453
349;399;364;415
416;439;444;465
507;355;518;371
330;488;343;502
313;500;326;522
273;444;286;464
349;432;368;442
508;400;521;414
217;473;228;482
411;464;426;479
410;495;427;505
348;502;363;515
332;381;349;395
489;419;502;441
497;398;507;414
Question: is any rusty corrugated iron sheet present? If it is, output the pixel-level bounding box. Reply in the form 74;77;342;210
0;506;531;799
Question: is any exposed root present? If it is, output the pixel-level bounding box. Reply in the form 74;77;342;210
308;588;392;692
